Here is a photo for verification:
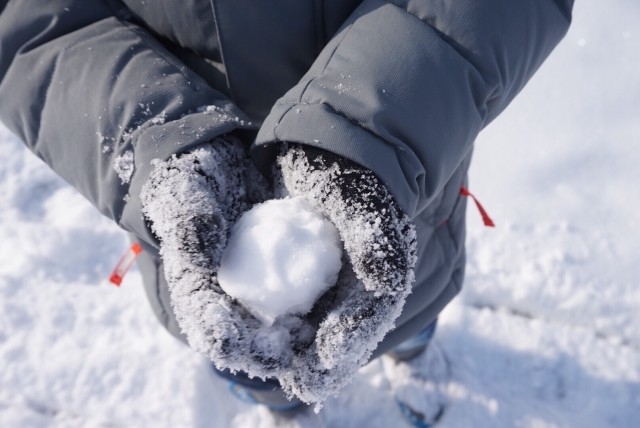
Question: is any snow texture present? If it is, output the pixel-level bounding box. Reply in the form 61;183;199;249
1;1;639;425
198;105;252;127
113;150;134;184
218;196;343;325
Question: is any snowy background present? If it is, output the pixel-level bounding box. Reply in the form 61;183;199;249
1;0;638;426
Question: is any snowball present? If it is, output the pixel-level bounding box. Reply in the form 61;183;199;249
217;197;343;325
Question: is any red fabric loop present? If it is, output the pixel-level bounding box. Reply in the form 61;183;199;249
460;187;495;228
109;242;143;286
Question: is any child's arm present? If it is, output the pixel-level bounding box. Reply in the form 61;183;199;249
254;0;574;219
0;0;253;247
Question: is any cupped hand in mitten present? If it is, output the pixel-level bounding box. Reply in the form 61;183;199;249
140;137;282;374
270;145;418;403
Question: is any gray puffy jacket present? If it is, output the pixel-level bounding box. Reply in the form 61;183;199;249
0;0;573;356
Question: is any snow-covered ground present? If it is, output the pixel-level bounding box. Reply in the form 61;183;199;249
1;1;638;426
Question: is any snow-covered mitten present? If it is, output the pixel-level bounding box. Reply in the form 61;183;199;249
273;145;418;403
140;137;274;370
141;140;418;407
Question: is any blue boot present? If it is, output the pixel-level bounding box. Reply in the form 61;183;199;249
213;366;305;414
383;319;449;427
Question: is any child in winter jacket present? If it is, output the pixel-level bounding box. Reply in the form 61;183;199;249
0;0;573;422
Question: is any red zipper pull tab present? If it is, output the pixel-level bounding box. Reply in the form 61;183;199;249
460;187;495;228
109;242;143;286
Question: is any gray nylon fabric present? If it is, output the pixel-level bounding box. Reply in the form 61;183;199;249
0;0;573;357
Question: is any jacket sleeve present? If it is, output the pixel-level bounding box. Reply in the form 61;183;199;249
255;0;574;218
0;0;252;247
